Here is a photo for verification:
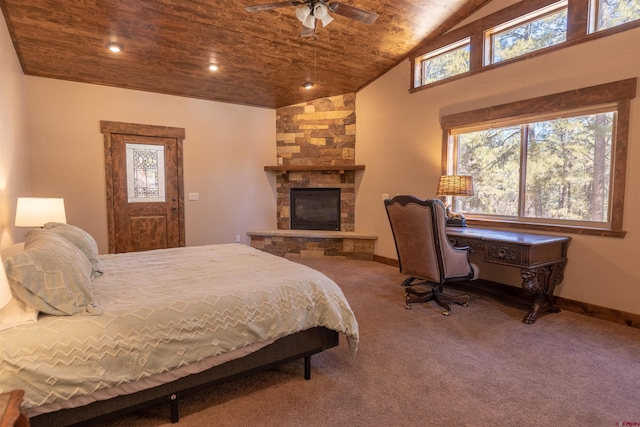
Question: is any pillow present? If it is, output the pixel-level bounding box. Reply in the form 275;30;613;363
1;246;38;330
0;242;25;260
0;296;38;331
3;229;102;316
43;222;102;278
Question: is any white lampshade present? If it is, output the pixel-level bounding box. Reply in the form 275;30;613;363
15;197;67;227
0;259;11;310
296;5;311;22
313;3;333;27
296;5;316;29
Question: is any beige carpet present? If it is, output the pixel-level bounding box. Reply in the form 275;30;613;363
94;258;640;427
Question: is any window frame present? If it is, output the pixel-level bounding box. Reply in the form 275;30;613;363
414;38;470;87
439;78;636;237
484;0;568;65
591;0;640;32
410;0;640;91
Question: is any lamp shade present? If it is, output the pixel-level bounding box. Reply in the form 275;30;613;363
313;3;334;27
15;197;67;227
0;259;11;310
436;175;474;197
296;5;316;29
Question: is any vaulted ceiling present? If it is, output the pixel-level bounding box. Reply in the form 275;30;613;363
0;0;491;108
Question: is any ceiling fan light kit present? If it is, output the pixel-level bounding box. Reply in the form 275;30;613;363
246;1;378;36
245;0;379;91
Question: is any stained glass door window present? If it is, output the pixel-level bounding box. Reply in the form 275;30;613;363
125;143;166;203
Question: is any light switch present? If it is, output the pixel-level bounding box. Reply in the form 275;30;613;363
188;193;199;201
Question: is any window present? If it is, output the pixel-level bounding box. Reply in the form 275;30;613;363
126;143;166;203
410;0;640;92
486;2;567;64
414;39;470;87
440;79;635;236
452;108;614;226
594;0;640;31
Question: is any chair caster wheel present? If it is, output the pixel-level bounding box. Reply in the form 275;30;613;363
463;302;469;307
442;311;450;316
405;304;411;310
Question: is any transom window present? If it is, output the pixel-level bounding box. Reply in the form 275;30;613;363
411;0;640;90
594;0;640;31
485;1;567;64
439;79;635;236
413;39;470;87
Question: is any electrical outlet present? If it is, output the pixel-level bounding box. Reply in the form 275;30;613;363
188;193;199;201
235;234;241;243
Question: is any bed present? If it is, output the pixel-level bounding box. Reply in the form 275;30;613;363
0;224;359;426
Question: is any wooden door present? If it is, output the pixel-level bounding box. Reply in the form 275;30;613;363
101;121;185;253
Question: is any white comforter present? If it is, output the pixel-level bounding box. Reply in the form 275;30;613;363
0;244;359;410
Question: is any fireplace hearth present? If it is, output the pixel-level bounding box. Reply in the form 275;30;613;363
290;188;341;231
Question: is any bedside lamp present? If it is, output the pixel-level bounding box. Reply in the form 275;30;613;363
15;197;67;227
436;175;474;227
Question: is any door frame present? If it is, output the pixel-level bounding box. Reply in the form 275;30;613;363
100;121;186;253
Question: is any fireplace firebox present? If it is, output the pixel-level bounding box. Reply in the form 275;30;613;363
290;188;341;231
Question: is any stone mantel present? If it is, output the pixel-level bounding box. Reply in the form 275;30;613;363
264;165;365;174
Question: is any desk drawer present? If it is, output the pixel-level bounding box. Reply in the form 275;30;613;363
448;237;484;253
486;242;525;266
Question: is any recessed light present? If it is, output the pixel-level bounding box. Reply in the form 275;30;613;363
207;63;219;72
106;42;123;53
302;81;314;90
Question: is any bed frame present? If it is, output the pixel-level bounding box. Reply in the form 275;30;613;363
28;327;339;427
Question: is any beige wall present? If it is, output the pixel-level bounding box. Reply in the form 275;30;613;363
356;26;640;314
0;11;31;248
24;77;277;253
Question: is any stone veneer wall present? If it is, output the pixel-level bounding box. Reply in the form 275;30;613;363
275;93;356;231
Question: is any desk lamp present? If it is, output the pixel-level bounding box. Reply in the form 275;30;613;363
436;175;474;227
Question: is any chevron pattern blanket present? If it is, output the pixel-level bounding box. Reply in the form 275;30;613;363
0;244;359;411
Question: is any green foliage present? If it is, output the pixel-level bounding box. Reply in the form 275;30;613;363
422;45;470;84
598;0;640;29
454;113;614;223
492;9;567;63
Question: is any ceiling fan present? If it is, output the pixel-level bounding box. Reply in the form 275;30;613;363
245;1;379;37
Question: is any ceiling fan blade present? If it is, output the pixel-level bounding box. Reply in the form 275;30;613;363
301;20;316;37
245;1;305;13
328;3;379;25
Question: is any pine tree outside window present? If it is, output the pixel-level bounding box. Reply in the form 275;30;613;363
486;2;568;64
414;39;470;87
439;79;635;236
594;0;640;31
450;108;615;227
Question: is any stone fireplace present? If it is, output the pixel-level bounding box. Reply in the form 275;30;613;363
248;93;376;260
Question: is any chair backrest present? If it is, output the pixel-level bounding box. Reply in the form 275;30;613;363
384;196;443;283
385;196;474;283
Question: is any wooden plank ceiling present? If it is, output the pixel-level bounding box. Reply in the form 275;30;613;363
0;0;491;109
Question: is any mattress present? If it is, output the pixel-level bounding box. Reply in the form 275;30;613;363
0;244;359;413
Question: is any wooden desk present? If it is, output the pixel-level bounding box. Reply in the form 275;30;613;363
446;227;570;324
0;390;29;427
